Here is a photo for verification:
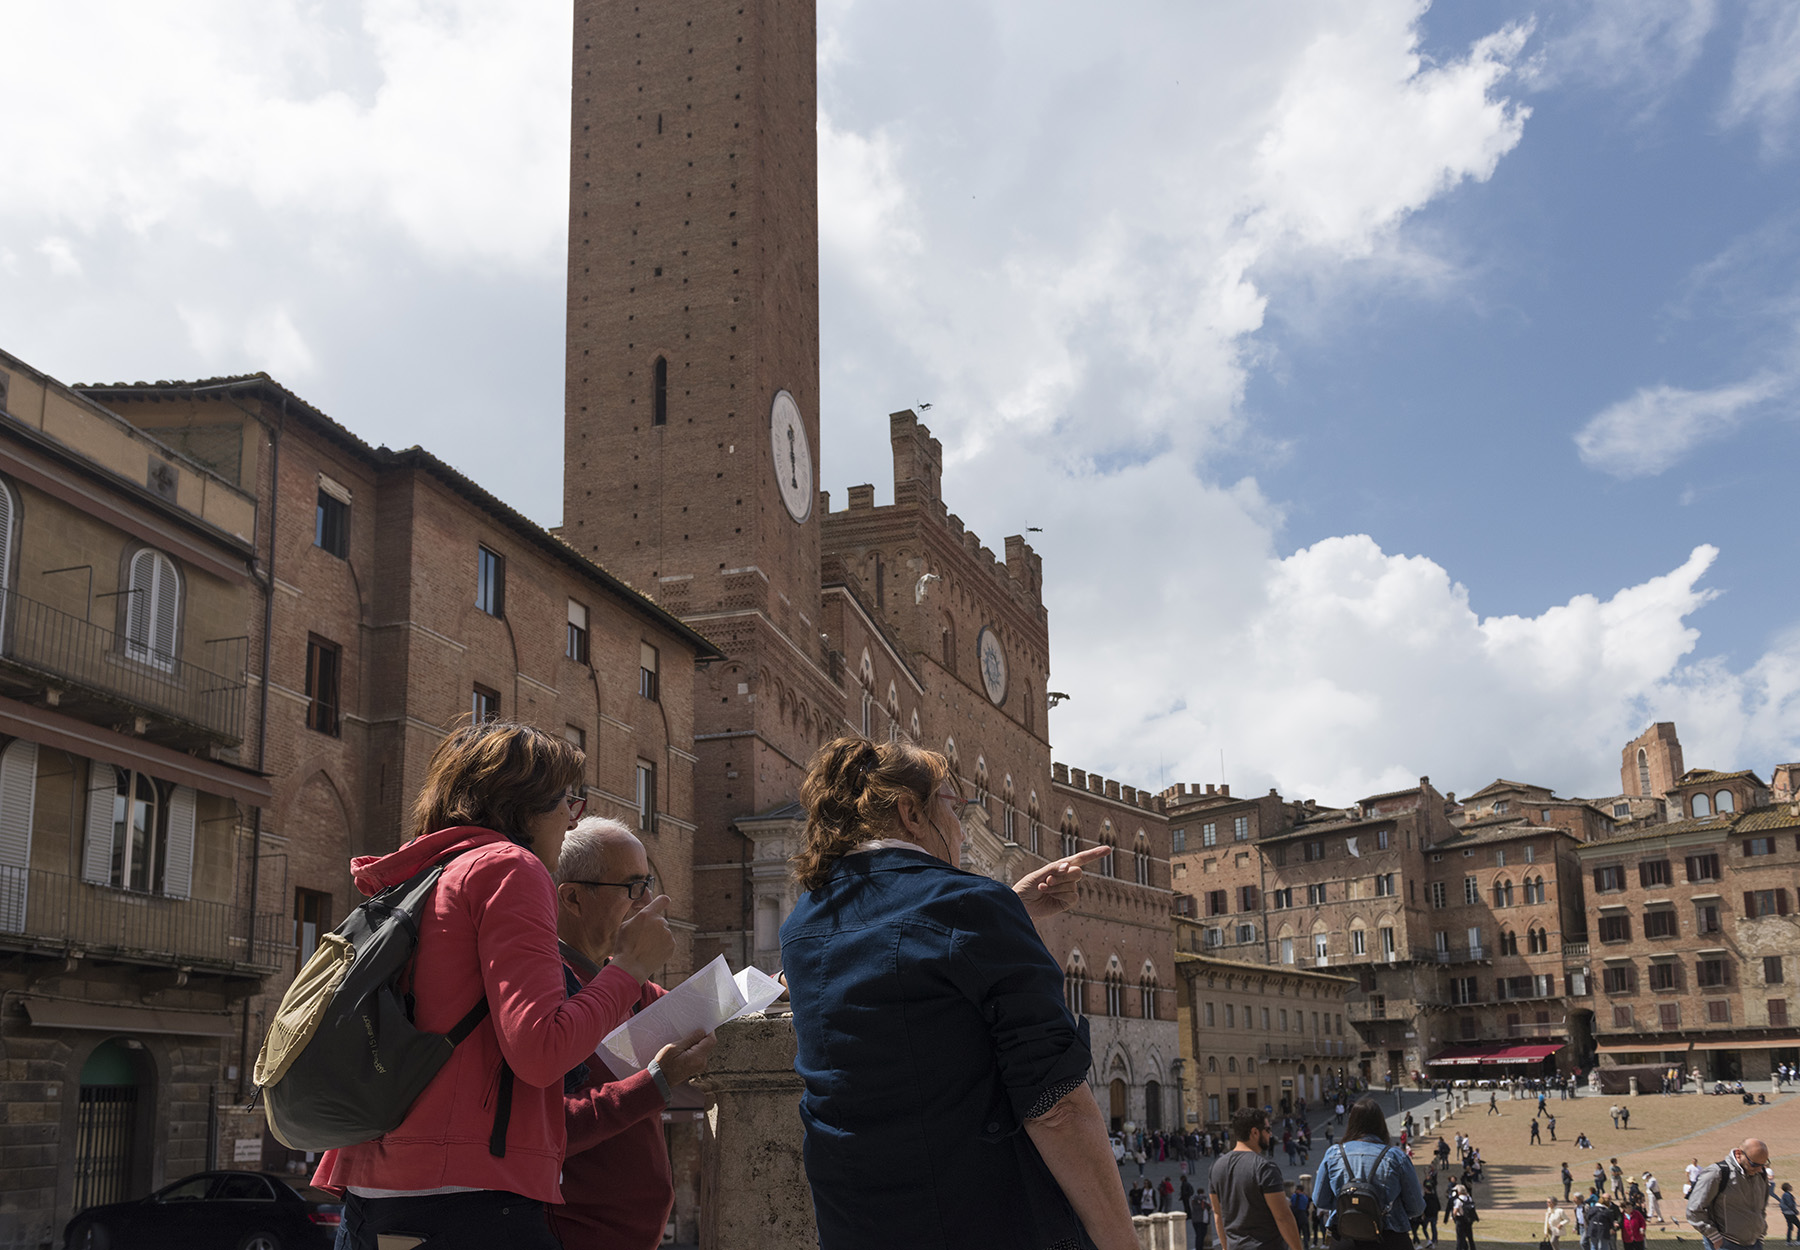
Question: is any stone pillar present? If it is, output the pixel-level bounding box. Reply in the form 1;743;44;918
1134;1212;1187;1249
695;1013;816;1250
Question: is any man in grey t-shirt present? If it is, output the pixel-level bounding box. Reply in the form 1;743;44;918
1211;1108;1303;1250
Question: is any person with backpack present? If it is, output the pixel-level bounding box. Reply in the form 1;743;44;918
1311;1097;1424;1250
309;721;675;1250
1687;1137;1773;1250
1449;1186;1479;1250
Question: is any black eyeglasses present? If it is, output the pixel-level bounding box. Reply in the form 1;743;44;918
568;875;656;900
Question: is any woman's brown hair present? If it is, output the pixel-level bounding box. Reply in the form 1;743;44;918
409;719;585;847
793;735;953;890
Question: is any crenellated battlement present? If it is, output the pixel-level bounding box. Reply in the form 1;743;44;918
1053;761;1164;812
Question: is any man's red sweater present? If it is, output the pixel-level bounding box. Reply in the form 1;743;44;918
550;973;674;1250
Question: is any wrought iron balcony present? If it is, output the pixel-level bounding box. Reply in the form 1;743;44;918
1435;945;1488;963
0;865;285;974
0;591;247;746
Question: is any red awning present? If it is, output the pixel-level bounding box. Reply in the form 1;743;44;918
1427;1042;1564;1066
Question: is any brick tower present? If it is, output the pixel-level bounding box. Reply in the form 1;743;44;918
564;0;834;968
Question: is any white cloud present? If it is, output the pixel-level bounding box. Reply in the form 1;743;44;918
1722;0;1800;155
1530;0;1716;94
1;0;1795;807
35;237;82;278
1572;375;1783;478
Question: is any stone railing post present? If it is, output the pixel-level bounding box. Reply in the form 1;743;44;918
695;1013;817;1250
1133;1212;1187;1249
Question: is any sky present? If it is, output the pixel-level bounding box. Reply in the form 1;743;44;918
1;0;1796;805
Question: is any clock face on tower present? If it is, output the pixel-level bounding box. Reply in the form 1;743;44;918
768;390;813;523
977;626;1007;706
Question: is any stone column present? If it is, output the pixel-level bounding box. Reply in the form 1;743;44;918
695;1012;816;1250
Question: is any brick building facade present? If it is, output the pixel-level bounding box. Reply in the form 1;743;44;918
68;376;718;1229
1167;774;1600;1090
0;350;279;1248
1578;751;1800;1081
1173;940;1356;1126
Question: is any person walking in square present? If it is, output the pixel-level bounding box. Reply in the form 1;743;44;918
1531;1120;1542;1145
1545;1198;1570;1250
1622;1202;1647;1250
1611;1160;1625;1200
1421;1173;1441;1247
1777;1181;1796;1245
1619;1106;1630;1131
1564;1163;1574;1201
1645;1173;1664;1225
1548;1114;1558;1142
1488;1091;1499;1116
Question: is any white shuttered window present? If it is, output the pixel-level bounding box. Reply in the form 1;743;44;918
0;739;39;932
124;549;180;670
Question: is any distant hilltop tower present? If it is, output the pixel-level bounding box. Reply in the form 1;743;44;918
1621;722;1683;798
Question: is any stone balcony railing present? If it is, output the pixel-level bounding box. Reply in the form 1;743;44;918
697;1013;1186;1250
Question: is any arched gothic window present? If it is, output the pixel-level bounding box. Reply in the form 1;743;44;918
1134;833;1151;886
1637;748;1651;796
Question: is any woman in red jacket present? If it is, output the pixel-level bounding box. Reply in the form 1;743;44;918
315;721;675;1249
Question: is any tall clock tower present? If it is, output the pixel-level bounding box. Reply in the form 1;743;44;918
564;0;835;969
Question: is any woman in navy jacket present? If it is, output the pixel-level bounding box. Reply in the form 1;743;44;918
781;737;1137;1250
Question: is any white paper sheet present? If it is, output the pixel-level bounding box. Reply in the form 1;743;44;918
600;954;744;1073
731;965;786;1019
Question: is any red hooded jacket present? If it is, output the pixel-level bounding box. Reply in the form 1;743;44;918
311;826;641;1204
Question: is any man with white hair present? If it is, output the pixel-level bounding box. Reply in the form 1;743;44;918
551;817;714;1250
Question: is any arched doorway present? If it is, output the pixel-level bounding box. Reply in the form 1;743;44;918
73;1039;150;1211
1144;1080;1162;1131
1109;1079;1127;1132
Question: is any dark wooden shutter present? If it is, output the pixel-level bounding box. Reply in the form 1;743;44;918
1745;891;1757;918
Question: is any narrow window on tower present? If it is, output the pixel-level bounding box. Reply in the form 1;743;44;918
652;356;668;426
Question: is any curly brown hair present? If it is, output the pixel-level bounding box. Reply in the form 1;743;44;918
409;719;585;847
792;736;954;890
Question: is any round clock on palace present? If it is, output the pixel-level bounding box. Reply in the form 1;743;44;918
976;626;1007;705
768;390;813;523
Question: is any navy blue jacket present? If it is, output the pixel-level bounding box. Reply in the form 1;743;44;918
781;848;1096;1250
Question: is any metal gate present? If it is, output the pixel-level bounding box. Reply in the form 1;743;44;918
72;1084;138;1212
